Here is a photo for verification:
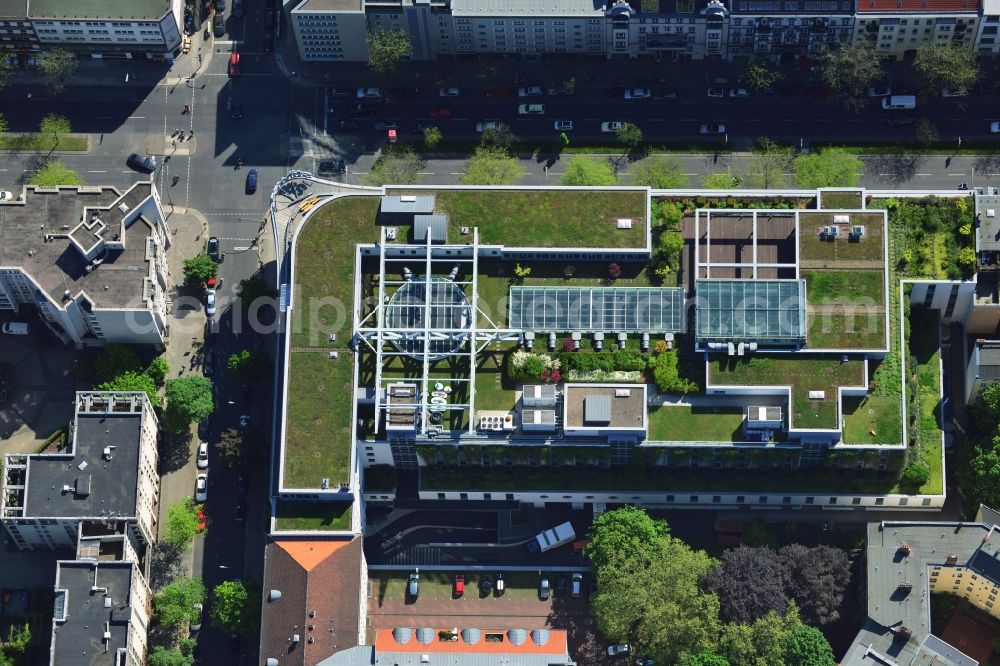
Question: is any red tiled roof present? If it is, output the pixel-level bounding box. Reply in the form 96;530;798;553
259;536;363;666
857;0;978;12
374;628;570;655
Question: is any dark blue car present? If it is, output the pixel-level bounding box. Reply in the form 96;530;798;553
246;168;257;194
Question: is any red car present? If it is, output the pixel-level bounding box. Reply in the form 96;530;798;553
430;106;452;119
454;574;465;597
228;52;240;77
485;86;512;98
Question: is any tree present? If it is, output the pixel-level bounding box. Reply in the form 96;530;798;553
584;506;668;571
146;356;169;385
914;42;978;95
0;54;14;92
741;516;779;548
93;343;143;382
702;172;742;189
719;605;802;666
164;376;214;433
704;546;788;624
362;147;422;186
4;623;30;653
217;427;246;469
513;263;531;281
900;462;931;492
210;580;258;635
616;122;644;161
423;126;442;149
780;545;850;626
39;48;77;94
182;254;218;288
792;148;862;188
366;27;410;77
560;156;618;186
27;160;82;186
820;41;884;112
973;383;1000;435
630;156;688;189
38;113;71;147
227;349;273;382
237;276;277;315
161;500;201;548
747;137;793;189
148;647;192;666
461;145;523;185
0;112;8;134
98;370;160;408
687;653;730;666
916;118;940;146
655;231;685;276
957;438;1000;510
154;577;205;629
480;123;513;150
784;624;836;666
744;57;784;93
591;534;720;665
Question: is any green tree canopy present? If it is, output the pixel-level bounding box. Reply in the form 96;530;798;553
423;126;442;149
362;147;422;186
366;27;410;77
217;427;247;469
747;137;793;189
687;653;730;666
146;356;169;385
148;647;192;666
585;506;669;571
630;156;688;189
461;145;523;185
702;172;743;189
792;148;862;188
916;118;940;146
182;254;218;288
560;156;618;186
784;624;836;666
4;623;30;653
227;349;274;382
38;113;71;145
0;113;8;134
39;48;77;94
161;500;201;549
164;376;214;433
719;605;802;666
93;343;143;382
480;123;513;150
210;580;258;635
914;42;978;95
820;41;884;112
154;577;205;629
957;436;1000;510
616;122;644;156
0;55;14;92
97;370;159;408
27;160;82;186
744;57;784;92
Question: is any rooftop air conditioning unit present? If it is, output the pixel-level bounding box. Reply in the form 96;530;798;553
828;226;839;237
833;214;850;224
851;225;865;238
400;195;416;203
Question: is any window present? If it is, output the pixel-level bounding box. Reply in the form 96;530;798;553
713;495;721;503
437;493;445;499
689;495;698;503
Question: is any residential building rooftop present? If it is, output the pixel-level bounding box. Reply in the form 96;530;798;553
976;194;1000;253
856;0;979;11
51;561;135;666
295;0;364;10
450;0;604;16
28;0;170;20
563;384;646;431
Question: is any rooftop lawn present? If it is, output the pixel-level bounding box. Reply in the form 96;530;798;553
273;499;353;532
798;212;885;264
710;355;865;430
842;395;903;445
803;270;884;306
819;191;863;210
421;464;905;494
906;307;945;495
807;312;887;350
647;405;745;442
284;351;355;489
290;195;380;349
473;350;518;412
435;189;648;248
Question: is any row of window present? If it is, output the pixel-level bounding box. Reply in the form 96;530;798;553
430;492;935;505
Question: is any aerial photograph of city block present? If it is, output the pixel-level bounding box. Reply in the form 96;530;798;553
5;1;1000;665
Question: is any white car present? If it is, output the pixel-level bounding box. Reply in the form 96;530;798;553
941;87;968;98
866;86;891;98
624;88;651;100
707;87;724;98
601;121;624;133
729;87;749;98
607;645;631;656
700;123;726;135
475;119;501;133
438;87;461;97
195;474;208;502
0;191;14;201
197;442;209;469
554;120;574;131
355;87;381;99
518;104;545;115
518;86;543;97
205;289;216;317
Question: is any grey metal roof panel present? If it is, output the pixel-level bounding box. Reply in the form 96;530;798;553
507;629;527;646
920;634;979;666
379;195;435;215
393;628;412;645
414;214;448;243
415;627;435;644
584;396;611;425
530;629;550;646
461;628;480;644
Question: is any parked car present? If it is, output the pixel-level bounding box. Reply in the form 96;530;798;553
236;472;247;497
608;645;631;657
886;116;915;126
430;106;452;119
479;575;492;596
195;474;208;502
227;52;239;77
213;12;225;37
215;0;225;10
1;322;29;335
548;86;576;96
245;168;258;194
317;159;346;176
634;657;654;666
624;87;651;99
438;86;461;97
191;603;203;633
600;121;624;133
356;87;382;99
941;87;968;98
207;236;221;262
202;350;213;377
866;86;892;98
197;442;209;469
374;119;400;131
485;86;512;97
414;120;436;132
571;573;583;597
556;575;567;593
653;88;679;100
239;415;250;428
407;570;419;598
699;123;726;135
518;86;543;97
518;104;545;115
232;0;243;17
126;153;156;173
539;577;550;600
388;86;420;98
495;572;504;595
234;501;246;523
205;289;217;317
706;87;724;98
454;574;465;597
554;120;574;131
728;87;749;98
475;119;501;133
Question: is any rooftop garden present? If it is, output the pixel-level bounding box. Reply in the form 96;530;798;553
647;405;745;442
798;212;886;264
273;499;353;532
433;189;648;248
709;356;865;430
903;306;945;495
818;190;863;210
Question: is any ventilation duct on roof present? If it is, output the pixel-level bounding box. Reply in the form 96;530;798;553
508;629;527;646
268;589;282;602
530;629;550;646
416;627;435;644
393;627;413;644
460;628;481;645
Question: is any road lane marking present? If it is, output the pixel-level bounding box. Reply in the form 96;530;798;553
417;172;435;175
916;173;933;176
87;170;107;173
449;172;466;175
128;116;145;119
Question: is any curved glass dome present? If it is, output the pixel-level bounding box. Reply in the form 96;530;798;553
385;276;471;361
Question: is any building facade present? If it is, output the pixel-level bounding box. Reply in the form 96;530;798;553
728;0;854;61
27;0;183;57
852;0;980;59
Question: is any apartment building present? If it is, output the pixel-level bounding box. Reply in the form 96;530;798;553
27;0;183;57
290;0;370;61
727;0;854;61
853;0;980;59
975;0;1000;53
604;0;730;61
0;0;41;57
0;182;171;348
